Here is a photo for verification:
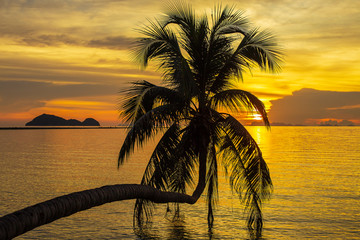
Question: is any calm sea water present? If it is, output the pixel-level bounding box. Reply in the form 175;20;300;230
0;127;359;239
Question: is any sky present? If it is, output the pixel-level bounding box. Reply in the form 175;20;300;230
0;0;359;126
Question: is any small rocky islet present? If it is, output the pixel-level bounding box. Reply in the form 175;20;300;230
25;114;100;126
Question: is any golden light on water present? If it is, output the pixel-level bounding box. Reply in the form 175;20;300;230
0;126;359;238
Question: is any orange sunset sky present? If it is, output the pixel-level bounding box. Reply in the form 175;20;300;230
0;0;359;126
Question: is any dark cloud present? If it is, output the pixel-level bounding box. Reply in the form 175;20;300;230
0;57;161;86
88;35;134;50
19;34;135;49
268;88;360;124
18;33;136;50
0;0;126;9
21;34;81;47
0;80;116;112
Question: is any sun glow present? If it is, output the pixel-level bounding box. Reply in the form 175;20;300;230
253;114;263;121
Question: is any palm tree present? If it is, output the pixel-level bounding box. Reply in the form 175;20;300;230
0;3;281;239
119;2;281;237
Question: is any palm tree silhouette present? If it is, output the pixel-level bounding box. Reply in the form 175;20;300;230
119;2;282;237
0;3;282;239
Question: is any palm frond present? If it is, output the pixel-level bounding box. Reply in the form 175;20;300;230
143;124;183;188
134;18;179;67
134;19;198;97
168;125;198;193
237;28;283;73
118;104;181;166
165;2;213;90
211;4;248;36
133;122;200;228
120;80;183;124
209;43;250;93
134;124;182;228
210;89;270;127
120;80;154;124
218;113;272;234
206;6;249;93
209;27;282;94
165;1;197;43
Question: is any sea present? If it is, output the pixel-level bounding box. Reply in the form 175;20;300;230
0;127;359;239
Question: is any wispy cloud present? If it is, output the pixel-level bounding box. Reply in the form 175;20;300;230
19;34;135;50
88;35;134;50
0;80;116;112
21;34;81;47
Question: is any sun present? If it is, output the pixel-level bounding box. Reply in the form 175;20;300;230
253;114;263;121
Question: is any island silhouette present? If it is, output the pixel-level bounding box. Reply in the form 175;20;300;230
25;114;100;126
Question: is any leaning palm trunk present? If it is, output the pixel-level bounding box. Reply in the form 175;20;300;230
0;184;202;239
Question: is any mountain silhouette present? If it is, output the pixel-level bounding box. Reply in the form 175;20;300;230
25;114;100;126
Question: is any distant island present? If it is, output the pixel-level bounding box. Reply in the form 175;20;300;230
25;114;100;126
319;119;355;126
